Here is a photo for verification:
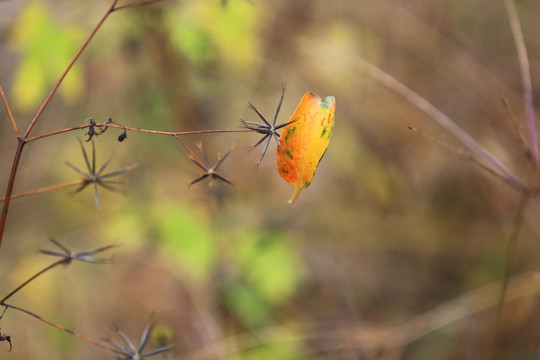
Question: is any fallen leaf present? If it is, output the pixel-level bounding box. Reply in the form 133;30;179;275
277;92;335;203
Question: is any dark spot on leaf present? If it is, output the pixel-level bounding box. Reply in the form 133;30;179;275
286;149;293;159
285;125;297;143
281;168;289;174
321;126;327;138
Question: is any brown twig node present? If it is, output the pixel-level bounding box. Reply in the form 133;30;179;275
84;117;109;142
84;117;128;142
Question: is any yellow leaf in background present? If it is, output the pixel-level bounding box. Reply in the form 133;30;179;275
277;92;335;203
10;1;84;110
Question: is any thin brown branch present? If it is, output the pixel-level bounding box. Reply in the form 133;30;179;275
0;140;26;248
499;90;529;158
487;186;530;357
504;0;538;166
173;134;199;159
0;86;19;137
408;127;520;190
323;42;525;191
23;0;119;138
2;303;122;355
0;259;65;303
0;1;122;249
0;180;84;202
25;123;250;143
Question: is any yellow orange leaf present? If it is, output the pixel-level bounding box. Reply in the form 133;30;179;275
277;92;335;203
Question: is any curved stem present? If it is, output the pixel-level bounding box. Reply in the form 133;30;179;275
0;259;65;303
339;44;525;191
1;0;163;249
2;303;122;355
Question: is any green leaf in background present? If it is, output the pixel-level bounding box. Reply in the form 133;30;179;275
222;285;303;359
168;13;212;65
166;1;263;69
10;1;84;110
239;233;303;305
232;340;302;360
225;232;304;326
224;284;270;326
155;202;214;279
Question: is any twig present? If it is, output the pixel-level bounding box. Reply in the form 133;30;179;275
0;140;26;248
326;42;525;191
408;127;506;183
23;0;119;138
499;90;530;158
0;259;65;303
25;123;250;143
0;86;19;138
486;186;530;357
504;0;537;166
173;134;199;159
0;0;122;248
0;180;85;202
0;0;169;248
2;303;122;355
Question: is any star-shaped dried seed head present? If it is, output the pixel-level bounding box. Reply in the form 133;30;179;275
241;83;295;169
105;314;175;360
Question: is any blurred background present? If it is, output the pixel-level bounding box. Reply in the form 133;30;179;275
1;0;540;359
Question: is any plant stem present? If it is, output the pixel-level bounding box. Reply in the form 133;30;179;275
0;140;26;248
25;123;250;143
343;46;524;191
2;302;122;355
0;86;19;137
504;0;538;167
0;0;147;249
0;180;85;202
0;259;65;303
23;0;118;138
486;188;529;358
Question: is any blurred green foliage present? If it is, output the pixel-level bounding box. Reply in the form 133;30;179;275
166;1;263;69
223;231;304;326
156;202;215;279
